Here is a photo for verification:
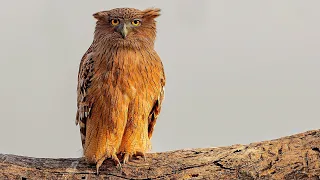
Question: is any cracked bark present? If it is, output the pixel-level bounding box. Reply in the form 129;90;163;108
1;130;320;179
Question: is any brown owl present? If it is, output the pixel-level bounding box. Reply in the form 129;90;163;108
75;8;165;173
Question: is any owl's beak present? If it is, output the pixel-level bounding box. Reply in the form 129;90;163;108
117;23;128;39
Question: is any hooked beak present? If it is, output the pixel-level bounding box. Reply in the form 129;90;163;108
117;23;128;39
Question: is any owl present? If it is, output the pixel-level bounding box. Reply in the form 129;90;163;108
75;8;165;173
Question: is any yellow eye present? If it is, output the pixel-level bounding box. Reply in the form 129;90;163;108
111;19;119;26
131;19;141;26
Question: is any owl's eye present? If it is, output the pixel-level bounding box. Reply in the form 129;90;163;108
111;19;120;26
131;19;141;26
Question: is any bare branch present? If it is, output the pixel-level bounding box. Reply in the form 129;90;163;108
1;130;320;179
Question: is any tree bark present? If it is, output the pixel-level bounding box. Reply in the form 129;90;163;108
1;130;320;180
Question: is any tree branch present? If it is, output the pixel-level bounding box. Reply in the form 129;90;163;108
1;130;320;179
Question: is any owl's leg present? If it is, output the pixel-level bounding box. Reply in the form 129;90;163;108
119;121;150;164
119;99;151;164
120;128;149;165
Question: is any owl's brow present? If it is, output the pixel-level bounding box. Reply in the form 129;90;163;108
109;14;143;20
108;15;143;20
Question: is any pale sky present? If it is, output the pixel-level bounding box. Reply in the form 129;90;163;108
0;0;319;158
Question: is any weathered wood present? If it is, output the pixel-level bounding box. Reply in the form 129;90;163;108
1;130;320;179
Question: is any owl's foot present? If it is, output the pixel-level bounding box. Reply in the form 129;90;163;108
122;151;147;164
95;154;121;174
134;151;147;161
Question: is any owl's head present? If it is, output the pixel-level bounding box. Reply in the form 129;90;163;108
93;8;160;48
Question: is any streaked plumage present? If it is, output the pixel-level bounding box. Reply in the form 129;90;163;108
76;8;165;173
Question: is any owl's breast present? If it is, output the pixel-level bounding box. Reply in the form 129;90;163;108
111;49;162;97
91;48;163;101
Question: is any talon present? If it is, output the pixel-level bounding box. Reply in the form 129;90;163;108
116;163;122;171
123;153;131;165
112;154;122;170
96;166;100;175
96;158;105;175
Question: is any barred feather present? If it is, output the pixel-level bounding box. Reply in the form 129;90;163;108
76;44;94;148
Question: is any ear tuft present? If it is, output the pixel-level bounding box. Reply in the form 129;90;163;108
93;11;108;21
142;8;161;19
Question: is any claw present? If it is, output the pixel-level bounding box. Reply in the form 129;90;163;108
96;158;105;175
116;163;122;171
112;154;122;170
135;152;147;161
96;166;100;175
123;153;131;165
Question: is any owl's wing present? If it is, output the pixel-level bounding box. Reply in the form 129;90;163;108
76;44;94;148
148;79;165;139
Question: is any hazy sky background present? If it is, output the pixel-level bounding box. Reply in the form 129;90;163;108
0;1;319;158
